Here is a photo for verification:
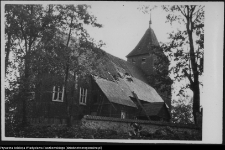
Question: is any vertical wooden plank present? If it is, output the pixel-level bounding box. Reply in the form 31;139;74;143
75;74;78;90
62;86;65;102
52;86;55;101
57;86;60;101
79;87;81;104
82;88;84;103
85;89;87;104
110;105;112;117
81;88;83;103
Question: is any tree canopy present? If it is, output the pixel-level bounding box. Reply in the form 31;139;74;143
4;4;104;126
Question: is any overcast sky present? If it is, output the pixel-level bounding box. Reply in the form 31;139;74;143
84;2;174;60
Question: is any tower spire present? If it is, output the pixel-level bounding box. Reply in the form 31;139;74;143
149;11;152;28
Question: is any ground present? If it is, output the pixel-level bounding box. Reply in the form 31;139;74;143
5;121;202;140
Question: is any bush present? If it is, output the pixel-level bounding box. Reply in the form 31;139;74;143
4;121;201;140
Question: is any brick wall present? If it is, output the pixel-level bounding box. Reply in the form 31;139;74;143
81;115;200;134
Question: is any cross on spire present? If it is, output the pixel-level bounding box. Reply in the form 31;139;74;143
149;11;152;28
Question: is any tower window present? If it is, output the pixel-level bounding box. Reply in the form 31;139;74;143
142;58;146;63
132;58;136;63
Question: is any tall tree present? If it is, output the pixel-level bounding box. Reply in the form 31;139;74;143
53;4;102;127
29;4;103;127
5;4;103;126
5;5;50;126
138;5;204;124
161;5;204;124
5;4;70;126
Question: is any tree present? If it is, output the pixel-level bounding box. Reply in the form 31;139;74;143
5;4;103;126
147;46;173;98
161;5;204;124
138;5;204;124
24;4;103;127
48;4;102;127
5;4;56;126
171;96;194;124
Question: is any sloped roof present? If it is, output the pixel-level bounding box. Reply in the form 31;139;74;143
92;49;148;83
91;49;164;107
126;27;159;57
119;77;164;103
93;76;137;108
93;75;164;108
142;102;165;116
140;102;170;119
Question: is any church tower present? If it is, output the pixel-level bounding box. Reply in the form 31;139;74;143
127;13;172;110
126;13;159;76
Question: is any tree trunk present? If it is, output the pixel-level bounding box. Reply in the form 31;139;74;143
63;18;73;127
22;56;29;126
187;12;201;124
5;32;11;74
21;28;33;126
192;80;200;124
64;63;72;127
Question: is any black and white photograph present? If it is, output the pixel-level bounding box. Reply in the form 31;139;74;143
1;1;223;144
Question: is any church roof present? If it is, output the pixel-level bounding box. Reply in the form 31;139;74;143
91;48;164;107
141;102;171;119
126;27;159;58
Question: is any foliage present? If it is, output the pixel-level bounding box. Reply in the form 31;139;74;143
161;5;204;124
128;123;143;138
147;46;173;95
5;122;201;140
138;5;204;124
171;96;194;124
5;4;60;125
4;4;103;127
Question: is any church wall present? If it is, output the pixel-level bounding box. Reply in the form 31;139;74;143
21;71;141;124
81;115;201;135
17;73;94;122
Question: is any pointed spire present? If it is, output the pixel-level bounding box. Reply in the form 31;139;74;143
149;11;152;28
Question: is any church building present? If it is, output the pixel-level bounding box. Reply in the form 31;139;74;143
24;15;172;124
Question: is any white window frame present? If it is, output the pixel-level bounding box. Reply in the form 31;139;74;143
121;111;126;119
52;86;64;102
79;87;87;105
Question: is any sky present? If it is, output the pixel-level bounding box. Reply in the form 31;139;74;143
83;2;174;60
